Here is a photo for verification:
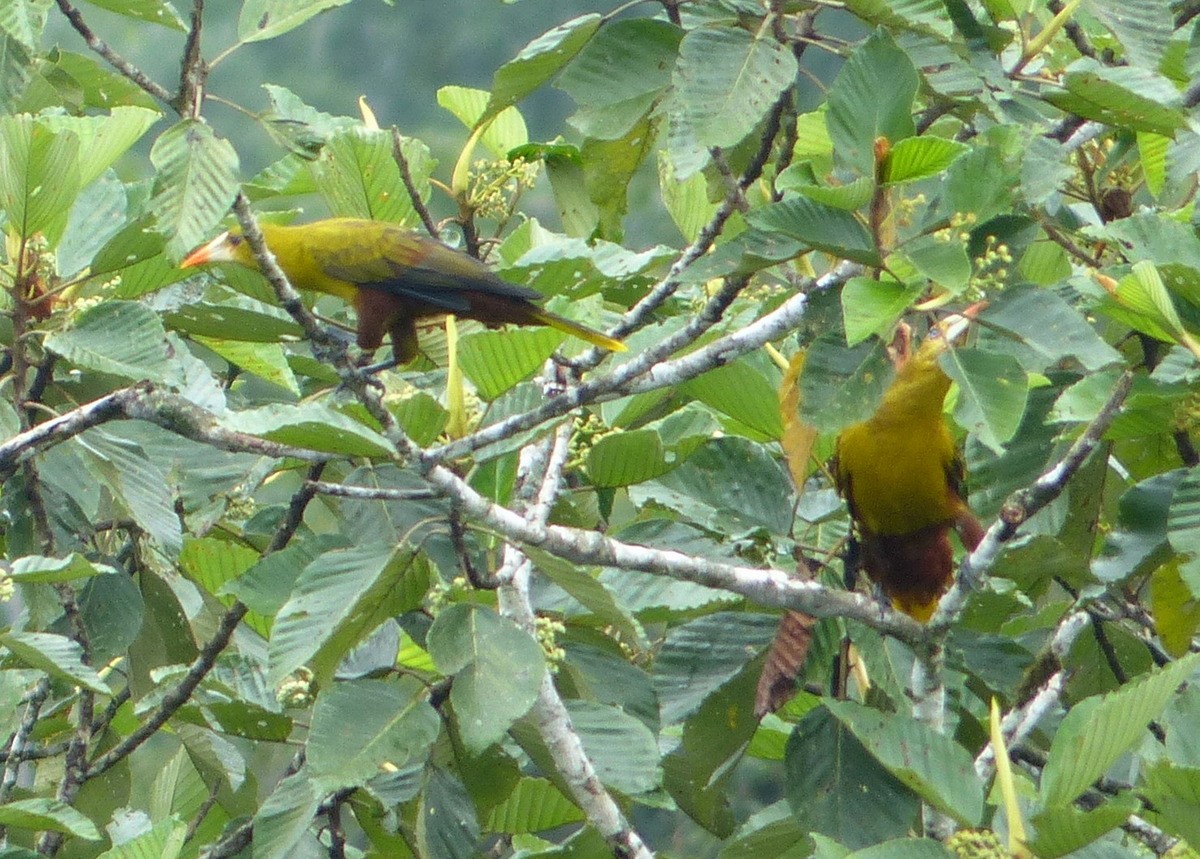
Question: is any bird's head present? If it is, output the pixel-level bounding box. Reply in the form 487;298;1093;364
908;299;988;369
180;230;254;269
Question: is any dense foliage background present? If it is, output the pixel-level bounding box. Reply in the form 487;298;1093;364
2;0;1200;857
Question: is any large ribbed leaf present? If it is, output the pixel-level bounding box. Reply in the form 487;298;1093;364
826;29;918;176
681;357;783;440
44;300;177;382
563;700;662;795
268;544;432;685
1046;60;1185;136
748;196;880;265
483;14;602;124
0;0;49;51
457;326;562;400
942;347;1029;454
674;26;797;149
223;402;393;457
436;85;527;157
427;604;546;754
0;631;111;694
149;120;239;258
307;678;439;790
309;126;430;225
83;0;185;30
41;105;158;186
237;0;351;43
0;113;80;241
251;771;321;859
826;699;985;826
1028;796;1140;858
653;612;778;724
1041;653;1200;807
485;777;583;834
785;706;920;849
1091;0;1172;72
0;799;101;841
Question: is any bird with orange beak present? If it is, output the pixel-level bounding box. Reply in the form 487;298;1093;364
181;217;626;364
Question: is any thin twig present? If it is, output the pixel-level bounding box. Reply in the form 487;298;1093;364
392;128;439;238
53;0;173;104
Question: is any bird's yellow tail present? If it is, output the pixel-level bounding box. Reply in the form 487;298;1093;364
531;309;627;352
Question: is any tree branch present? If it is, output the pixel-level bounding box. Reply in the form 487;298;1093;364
495;419;653;859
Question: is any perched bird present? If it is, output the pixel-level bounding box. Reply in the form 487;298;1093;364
181;218;626;364
833;305;986;622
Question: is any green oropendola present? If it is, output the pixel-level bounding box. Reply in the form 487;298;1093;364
181;217;626;364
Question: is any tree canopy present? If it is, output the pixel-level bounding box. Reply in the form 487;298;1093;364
1;0;1200;857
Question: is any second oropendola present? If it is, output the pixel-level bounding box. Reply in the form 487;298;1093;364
181;217;626;364
833;304;986;622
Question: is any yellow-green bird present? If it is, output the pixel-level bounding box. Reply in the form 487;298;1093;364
181;217;626;363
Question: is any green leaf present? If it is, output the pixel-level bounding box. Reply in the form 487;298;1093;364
457;326;563;400
673;26;797;149
1151;558;1200;658
237;0;352;43
251;770;321;859
41;105;159;188
193;337;300;395
563;700;662;795
883;136;968;183
268;544;432;686
1139;132;1169;198
417;768;480;859
484;14;603;124
1142;762;1200;849
1092;469;1185;583
659;150;715;243
682;358;783;440
436;86;527;157
1041;652;1200;807
9;553;114;583
81;428;182;555
793;177;874;211
0;113;81;241
1167;468;1200;573
799;334;892;433
841;277;922;346
1046;60;1186;136
748;196;880;265
826;29;918;176
149;121;239;258
96;815;188;859
1028;796;1140;858
846;841;951;858
310;127;429;226
0;798;102;840
485;777;583;834
82;0;185;30
785;706;920;849
223;402;394;457
389;391;448;447
654;613;778;724
307;678;439;790
556;19;680;110
651;437;794;535
526;549;646;648
45;301;177;382
0;1;50;52
978;286;1122;373
0;631;111;693
587;429;676;487
942;347;1029;454
1090;0;1172;72
165;291;303;343
825;699;985;826
427;604;546;754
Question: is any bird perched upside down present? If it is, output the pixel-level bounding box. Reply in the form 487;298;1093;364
181;217;626;364
833;305;986;621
